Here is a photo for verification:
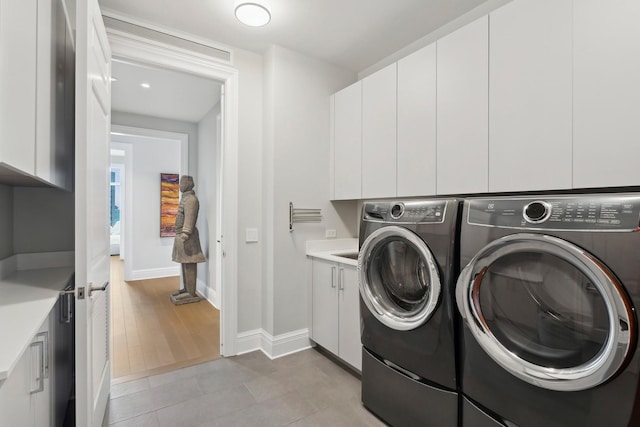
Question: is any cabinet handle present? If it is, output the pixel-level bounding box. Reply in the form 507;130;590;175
339;268;344;291
331;266;336;288
36;332;49;379
30;341;45;394
60;293;73;323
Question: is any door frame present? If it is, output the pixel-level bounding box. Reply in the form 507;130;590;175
110;126;189;282
106;30;240;356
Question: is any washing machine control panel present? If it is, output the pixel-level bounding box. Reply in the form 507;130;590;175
363;201;447;223
468;195;640;230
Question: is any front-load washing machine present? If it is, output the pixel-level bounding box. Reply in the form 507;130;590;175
456;194;640;426
358;199;461;426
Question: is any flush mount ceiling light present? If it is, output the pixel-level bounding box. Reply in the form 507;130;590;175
235;2;271;27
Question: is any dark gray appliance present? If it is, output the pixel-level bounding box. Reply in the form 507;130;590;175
456;194;640;426
358;199;460;426
55;275;75;427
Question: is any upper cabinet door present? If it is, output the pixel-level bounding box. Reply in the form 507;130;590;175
573;0;640;188
333;81;362;200
362;63;397;199
489;0;572;192
437;16;489;195
397;43;437;197
0;0;37;175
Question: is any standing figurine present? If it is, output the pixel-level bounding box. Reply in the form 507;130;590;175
170;175;206;305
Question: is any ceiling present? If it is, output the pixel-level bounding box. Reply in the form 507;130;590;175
111;59;221;122
98;0;488;73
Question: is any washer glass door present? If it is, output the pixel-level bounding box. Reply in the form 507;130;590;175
359;226;441;331
456;233;635;391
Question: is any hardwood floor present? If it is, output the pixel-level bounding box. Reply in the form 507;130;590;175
110;257;220;384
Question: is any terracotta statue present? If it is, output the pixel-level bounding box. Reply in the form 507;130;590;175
170;175;206;305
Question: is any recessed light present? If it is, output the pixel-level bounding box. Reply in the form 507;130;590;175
235;2;271;27
140;83;151;89
110;77;118;82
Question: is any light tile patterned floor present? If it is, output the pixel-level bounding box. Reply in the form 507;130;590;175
103;348;386;427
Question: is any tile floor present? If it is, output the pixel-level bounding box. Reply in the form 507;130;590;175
102;348;386;427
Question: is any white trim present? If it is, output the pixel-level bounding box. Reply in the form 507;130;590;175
262;328;312;359
108;29;240;357
110;126;189;175
111;128;188;283
128;267;180;281
236;329;263;355
196;277;219;309
236;329;312;359
110;141;133;279
16;251;75;270
101;9;234;64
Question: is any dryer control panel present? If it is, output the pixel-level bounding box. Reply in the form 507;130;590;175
363;200;448;224
467;195;640;231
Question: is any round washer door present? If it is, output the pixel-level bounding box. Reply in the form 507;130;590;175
456;233;635;391
358;226;441;331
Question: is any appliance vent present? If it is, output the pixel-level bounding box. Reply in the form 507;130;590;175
102;16;232;64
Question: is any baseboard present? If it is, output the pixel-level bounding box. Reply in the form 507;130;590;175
128;266;180;281
17;251;75;271
236;329;263;355
206;288;218;309
0;255;17;279
195;279;219;309
236;328;311;359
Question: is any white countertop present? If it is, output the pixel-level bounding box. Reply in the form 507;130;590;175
306;238;359;267
0;267;74;381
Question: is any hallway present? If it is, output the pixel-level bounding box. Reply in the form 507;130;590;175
110;257;220;383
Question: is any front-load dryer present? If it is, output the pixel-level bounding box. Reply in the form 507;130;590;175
358;199;460;426
456;194;640;427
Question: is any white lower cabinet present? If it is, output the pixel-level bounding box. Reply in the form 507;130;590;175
310;258;361;371
0;311;52;427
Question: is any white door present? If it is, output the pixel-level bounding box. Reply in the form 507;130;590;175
75;0;112;425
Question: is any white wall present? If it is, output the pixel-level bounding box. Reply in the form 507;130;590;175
263;45;357;336
195;102;220;304
0;185;13;259
112;111;198;176
126;135;183;280
235;48;266;334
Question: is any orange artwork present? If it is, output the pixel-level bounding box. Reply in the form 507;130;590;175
160;173;179;237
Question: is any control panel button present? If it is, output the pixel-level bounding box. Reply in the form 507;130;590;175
524;201;551;223
390;203;405;219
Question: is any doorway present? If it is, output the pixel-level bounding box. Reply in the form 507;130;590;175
109;58;224;382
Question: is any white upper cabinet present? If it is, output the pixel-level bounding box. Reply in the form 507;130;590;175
573;0;640;188
397;43;437;197
0;0;38;176
0;0;73;190
333;81;362;200
437;16;489;195
489;0;573;192
362;63;397;199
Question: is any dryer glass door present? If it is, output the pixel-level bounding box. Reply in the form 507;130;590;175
456;233;635;391
359;226;441;331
